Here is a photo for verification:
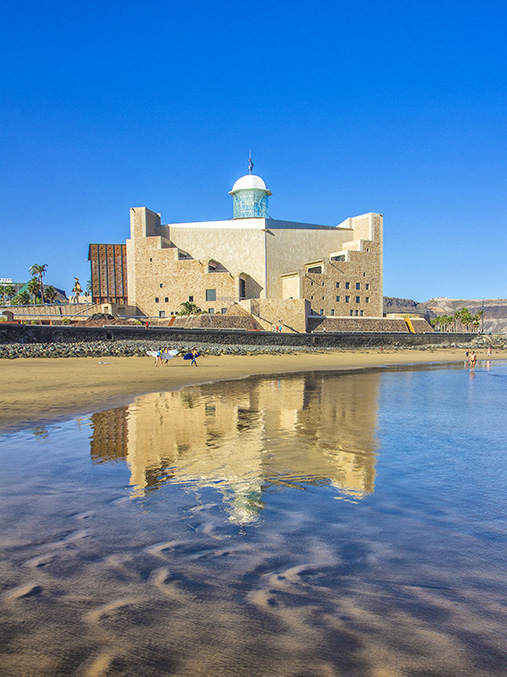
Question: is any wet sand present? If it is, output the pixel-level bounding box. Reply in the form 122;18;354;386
0;347;503;431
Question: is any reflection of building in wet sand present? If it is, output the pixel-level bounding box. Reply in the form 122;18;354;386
89;373;380;519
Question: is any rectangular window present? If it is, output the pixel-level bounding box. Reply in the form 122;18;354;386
356;283;360;290
363;272;366;277
360;310;364;316
365;284;370;290
221;308;227;314
308;265;322;274
345;295;350;302
345;282;350;289
320;309;324;315
189;295;194;302
356;296;360;303
159;283;163;288
350;310;353;316
155;297;159;303
355;310;359;316
335;282;340;288
159;311;165;317
208;308;214;314
365;297;370;303
330;309;335;316
164;297;168;303
336;295;340;302
205;289;216;301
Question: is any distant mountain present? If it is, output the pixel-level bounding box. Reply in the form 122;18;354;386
383;297;507;334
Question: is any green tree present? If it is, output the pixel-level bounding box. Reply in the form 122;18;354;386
45;285;57;303
85;279;92;295
27;278;40;304
4;285;15;303
29;264;48;302
12;291;30;305
0;286;4;305
178;301;202;316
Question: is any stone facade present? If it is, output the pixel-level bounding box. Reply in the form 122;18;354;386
94;174;386;332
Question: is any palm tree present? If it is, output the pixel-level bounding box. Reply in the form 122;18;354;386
85;279;92;296
178;301;202;316
29;264;48;303
4;285;15;304
12;291;30;305
27;278;40;304
45;285;57;303
0;286;4;305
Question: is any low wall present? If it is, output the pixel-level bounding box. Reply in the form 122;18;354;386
0;323;478;351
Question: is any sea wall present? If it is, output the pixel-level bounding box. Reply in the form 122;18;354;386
0;324;483;359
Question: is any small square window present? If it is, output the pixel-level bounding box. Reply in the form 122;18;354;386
149;258;152;262
350;310;353;316
336;295;340;302
159;311;165;317
345;296;350;302
208;308;214;314
356;296;360;303
356;283;360;290
311;295;314;300
363;272;366;277
360;310;364;316
155;297;159;303
322;296;325;300
355;310;359;316
345;282;350;289
205;289;216;302
221;308;227;314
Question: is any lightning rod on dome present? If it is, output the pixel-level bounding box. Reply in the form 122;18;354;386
248;152;253;175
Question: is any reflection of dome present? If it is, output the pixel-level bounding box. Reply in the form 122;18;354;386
229;174;272;196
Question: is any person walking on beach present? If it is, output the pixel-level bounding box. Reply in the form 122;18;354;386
469;351;477;371
190;348;199;366
487;346;492;357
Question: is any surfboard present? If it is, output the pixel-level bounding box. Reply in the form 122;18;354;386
146;350;158;358
183;351;200;360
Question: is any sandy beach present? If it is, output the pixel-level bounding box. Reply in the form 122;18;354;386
1;346;502;432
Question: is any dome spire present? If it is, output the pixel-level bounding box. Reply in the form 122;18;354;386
248;152;253;175
229;167;271;219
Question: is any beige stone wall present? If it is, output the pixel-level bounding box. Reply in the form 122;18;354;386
308;317;409;332
125;207;383;324
241;298;309;333
265;223;356;298
168;221;267;298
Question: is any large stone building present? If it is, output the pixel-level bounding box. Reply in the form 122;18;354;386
90;169;385;332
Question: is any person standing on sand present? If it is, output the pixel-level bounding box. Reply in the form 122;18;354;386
487;347;492;357
470;351;477;371
190;348;199;366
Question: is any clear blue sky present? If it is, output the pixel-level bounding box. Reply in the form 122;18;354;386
1;0;506;301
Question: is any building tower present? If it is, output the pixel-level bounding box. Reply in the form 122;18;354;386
229;162;272;219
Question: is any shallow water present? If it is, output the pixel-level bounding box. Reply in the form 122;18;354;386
1;362;506;676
